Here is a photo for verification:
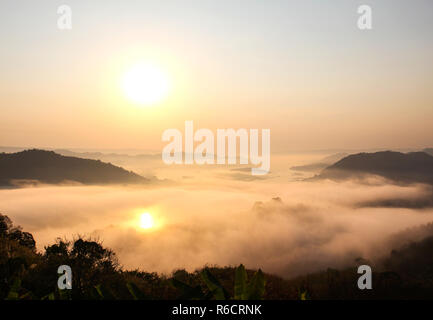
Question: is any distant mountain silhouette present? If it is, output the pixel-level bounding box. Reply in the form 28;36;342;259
314;151;433;185
53;149;161;161
290;152;348;172
423;148;433;157
0;149;148;186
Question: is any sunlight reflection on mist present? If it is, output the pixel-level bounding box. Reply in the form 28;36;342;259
1;175;433;278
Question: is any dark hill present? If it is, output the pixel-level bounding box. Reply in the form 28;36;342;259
315;151;433;185
0;149;148;186
423;148;433;157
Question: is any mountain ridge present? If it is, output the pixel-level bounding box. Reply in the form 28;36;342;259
0;149;148;186
313;151;433;185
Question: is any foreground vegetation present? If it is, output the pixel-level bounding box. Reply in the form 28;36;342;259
1;214;433;300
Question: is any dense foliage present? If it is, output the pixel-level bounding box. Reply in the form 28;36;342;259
1;213;433;300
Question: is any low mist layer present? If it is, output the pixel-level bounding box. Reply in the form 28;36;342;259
1;174;433;279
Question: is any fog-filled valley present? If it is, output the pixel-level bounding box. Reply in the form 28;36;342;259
2;150;433;279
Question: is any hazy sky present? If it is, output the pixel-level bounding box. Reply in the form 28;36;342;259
1;0;432;152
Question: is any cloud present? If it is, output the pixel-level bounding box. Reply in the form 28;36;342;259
1;179;433;279
356;186;433;209
222;172;271;181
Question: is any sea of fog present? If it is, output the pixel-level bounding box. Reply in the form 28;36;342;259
1;153;433;278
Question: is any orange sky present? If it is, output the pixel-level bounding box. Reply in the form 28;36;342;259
1;1;432;152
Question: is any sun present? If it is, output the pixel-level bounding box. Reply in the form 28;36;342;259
122;62;170;105
139;212;155;229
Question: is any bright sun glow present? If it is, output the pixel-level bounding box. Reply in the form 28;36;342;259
122;62;170;105
139;212;155;229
